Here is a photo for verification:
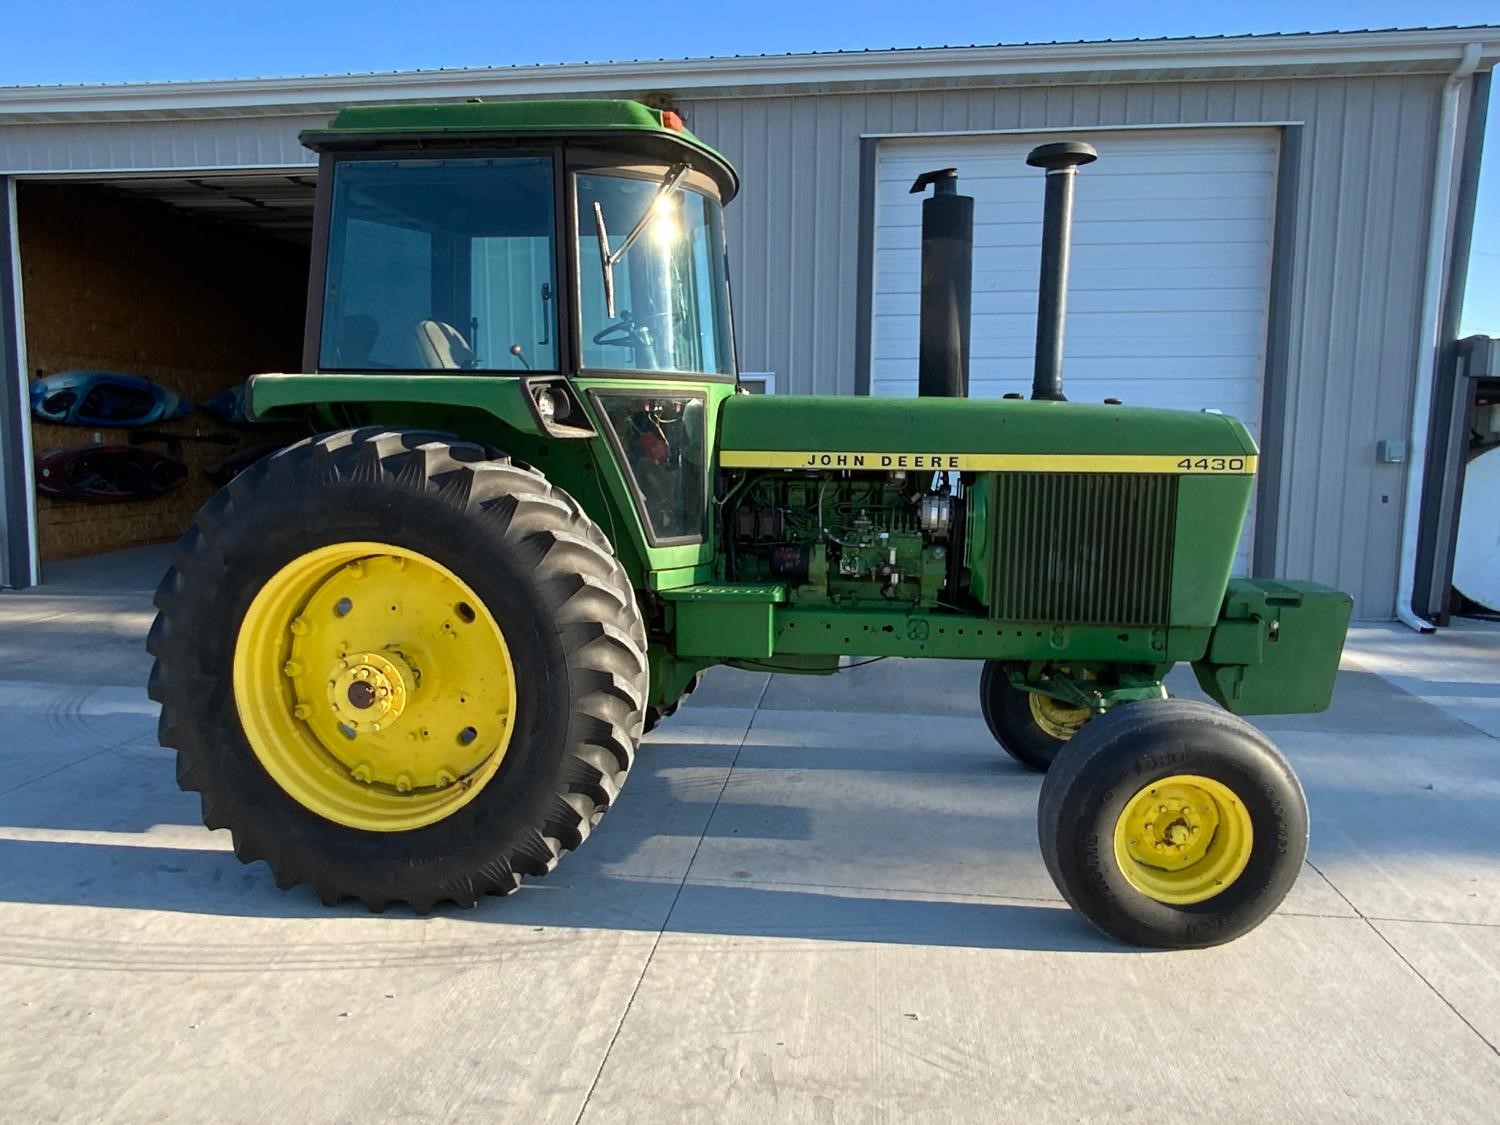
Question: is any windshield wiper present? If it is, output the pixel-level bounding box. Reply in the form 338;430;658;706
592;162;690;318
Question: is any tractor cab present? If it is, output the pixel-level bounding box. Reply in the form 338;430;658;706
301;100;739;382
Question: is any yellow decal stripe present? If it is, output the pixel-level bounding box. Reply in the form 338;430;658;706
718;450;1258;474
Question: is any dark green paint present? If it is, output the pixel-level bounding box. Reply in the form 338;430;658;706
1192;579;1353;714
718;394;1257;457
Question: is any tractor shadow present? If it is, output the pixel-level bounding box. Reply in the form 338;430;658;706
0;835;1119;955
0;710;1123;954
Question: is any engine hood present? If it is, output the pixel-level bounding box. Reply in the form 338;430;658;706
717;394;1258;475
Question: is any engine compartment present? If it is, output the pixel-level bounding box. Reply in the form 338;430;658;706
723;470;959;608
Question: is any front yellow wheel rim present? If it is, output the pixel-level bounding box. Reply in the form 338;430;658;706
1028;692;1091;740
1112;774;1253;905
233;542;516;832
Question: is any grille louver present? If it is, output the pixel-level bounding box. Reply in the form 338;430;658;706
990;473;1177;626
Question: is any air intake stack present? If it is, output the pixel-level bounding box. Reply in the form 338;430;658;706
1026;141;1098;401
909;168;974;398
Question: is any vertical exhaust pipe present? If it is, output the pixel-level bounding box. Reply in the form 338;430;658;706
910;168;973;398
1026;141;1097;401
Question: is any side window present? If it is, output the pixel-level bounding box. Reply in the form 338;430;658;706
334;219;431;368
320;157;558;372
593;392;707;544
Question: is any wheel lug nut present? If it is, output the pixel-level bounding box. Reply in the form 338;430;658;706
351;762;372;783
293;704;312;720
395;773;412;793
436;770;456;788
289;617;309;636
283;661;303;677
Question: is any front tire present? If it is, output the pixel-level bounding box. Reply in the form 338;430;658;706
1038;699;1308;949
979;661;1090;772
147;428;648;911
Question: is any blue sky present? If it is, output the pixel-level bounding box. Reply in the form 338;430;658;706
0;0;1494;334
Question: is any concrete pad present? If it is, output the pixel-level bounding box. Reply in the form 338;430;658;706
580;913;1500;1124
0;683;159;792
685;667;772;710
0;908;655;1125
0;602;157;686
758;657;980;715
1286;727;1500;925
36;542;172;595
1373;919;1500;1053
1345;621;1500;739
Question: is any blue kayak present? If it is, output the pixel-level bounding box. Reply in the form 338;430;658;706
31;371;193;427
200;383;263;426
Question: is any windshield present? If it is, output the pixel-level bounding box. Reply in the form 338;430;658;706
577;172;734;375
320;157;557;372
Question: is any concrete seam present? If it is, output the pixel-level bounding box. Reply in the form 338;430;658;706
1365;915;1500;930
1307;857;1500;1058
0;732;143;799
573;673;773;1125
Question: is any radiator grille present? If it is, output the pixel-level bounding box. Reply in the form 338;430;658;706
989;473;1177;626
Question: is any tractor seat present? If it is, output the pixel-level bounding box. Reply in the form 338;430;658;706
415;320;476;369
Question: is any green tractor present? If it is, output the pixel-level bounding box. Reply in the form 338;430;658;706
147;99;1352;949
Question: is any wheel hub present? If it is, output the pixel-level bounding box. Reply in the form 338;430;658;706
326;650;413;733
1112;774;1253;904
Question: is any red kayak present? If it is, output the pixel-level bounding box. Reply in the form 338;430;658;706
35;445;188;503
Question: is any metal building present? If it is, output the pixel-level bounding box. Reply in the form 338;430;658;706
0;27;1495;620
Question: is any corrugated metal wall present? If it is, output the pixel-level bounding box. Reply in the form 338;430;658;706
0;73;1464;615
678;76;1451;618
0;115;322;173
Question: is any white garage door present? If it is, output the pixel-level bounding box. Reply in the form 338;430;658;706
871;127;1279;571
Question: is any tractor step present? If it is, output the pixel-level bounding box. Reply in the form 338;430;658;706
661;584;786;659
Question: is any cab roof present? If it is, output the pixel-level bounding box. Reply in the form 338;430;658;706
300;98;738;201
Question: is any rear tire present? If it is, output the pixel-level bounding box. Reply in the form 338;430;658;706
147;428;648;911
979;661;1089;773
1038;699;1308;949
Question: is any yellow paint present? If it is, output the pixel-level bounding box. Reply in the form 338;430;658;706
232;542;516;832
1112;774;1254;904
717;450;1258;474
1027;692;1091;740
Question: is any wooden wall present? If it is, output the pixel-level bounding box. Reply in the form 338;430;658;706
19;182;310;560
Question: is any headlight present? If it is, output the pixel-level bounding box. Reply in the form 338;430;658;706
533;385;571;424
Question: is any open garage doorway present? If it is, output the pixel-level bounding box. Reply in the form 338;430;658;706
16;171;315;568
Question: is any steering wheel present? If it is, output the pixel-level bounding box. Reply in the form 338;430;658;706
592;319;642;347
592;311;663;348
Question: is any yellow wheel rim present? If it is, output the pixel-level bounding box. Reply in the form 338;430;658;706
1028;692;1091;741
232;542;516;832
1112;774;1254;905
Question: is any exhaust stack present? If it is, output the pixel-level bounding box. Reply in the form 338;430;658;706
1026;141;1097;401
909;168;974;398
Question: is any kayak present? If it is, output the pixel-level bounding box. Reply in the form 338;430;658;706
200;383;265;425
31;371;193;427
35;444;188;502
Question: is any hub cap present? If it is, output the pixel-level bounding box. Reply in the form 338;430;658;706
233;542;516;831
1027;692;1091;740
1112;774;1254;904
